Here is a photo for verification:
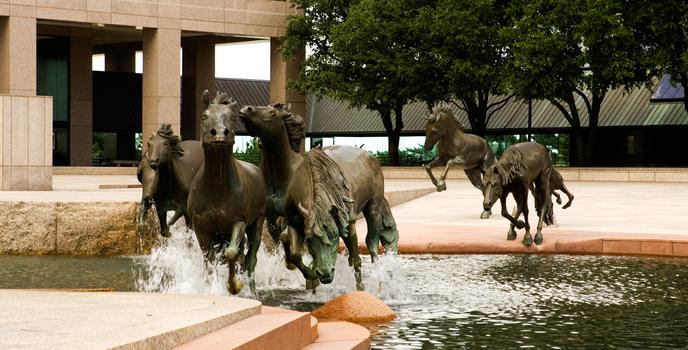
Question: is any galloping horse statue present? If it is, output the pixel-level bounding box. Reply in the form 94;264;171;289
239;103;398;290
187;91;266;295
136;124;203;237
482;142;553;247
284;146;394;290
423;102;496;218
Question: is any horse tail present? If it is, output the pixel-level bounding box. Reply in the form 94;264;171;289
379;197;399;254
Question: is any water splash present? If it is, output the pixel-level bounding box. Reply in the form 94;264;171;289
134;224;409;304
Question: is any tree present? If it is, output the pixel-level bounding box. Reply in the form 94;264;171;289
636;0;688;112
429;0;515;136
508;0;654;165
282;0;435;165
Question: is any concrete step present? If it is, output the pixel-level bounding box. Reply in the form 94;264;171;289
174;306;315;350
302;320;371;350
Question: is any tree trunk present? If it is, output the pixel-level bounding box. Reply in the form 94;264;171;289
387;103;405;166
569;127;587;167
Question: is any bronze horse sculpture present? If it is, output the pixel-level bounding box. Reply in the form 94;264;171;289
482;142;553;247
187;91;266;295
136;124;203;237
423;103;496;218
239;103;398;290
284;146;395;290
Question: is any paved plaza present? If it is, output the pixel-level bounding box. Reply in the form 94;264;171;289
356;179;688;256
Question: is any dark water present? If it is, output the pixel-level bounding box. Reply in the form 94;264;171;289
1;254;687;349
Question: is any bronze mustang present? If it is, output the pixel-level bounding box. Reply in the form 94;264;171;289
423;102;496;218
187;91;266;295
136;124;203;237
482;142;553;247
239;104;398;290
284;146;396;290
550;169;574;209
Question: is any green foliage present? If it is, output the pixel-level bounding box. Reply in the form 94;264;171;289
234;137;262;165
92;132;106;165
282;0;437;164
634;0;688;111
373;144;436;166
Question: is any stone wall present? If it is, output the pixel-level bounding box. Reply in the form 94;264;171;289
0;202;158;256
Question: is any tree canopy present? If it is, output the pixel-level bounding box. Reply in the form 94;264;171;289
507;0;654;165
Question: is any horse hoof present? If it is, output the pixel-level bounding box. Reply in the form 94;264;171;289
506;231;517;241
160;229;171;238
480;210;491;219
534;233;543;245
522;235;533;247
515;220;526;229
285;261;297;270
436;183;447;192
562;203;571;209
228;276;243;295
306;278;320;290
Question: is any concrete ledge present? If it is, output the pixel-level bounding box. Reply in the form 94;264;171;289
53;166;138;176
303;321;371;350
0;290;261;350
383;166;688;183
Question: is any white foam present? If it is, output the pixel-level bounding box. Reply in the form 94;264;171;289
134;224;410;304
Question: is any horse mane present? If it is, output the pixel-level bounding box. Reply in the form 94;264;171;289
306;147;351;242
156;123;184;158
273;103;305;153
212;92;233;105
495;146;526;185
432;102;465;131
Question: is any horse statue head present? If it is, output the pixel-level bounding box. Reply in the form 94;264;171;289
200;89;238;149
424;102;464;151
239;102;305;153
286;147;353;284
145;123;184;170
482;149;526;211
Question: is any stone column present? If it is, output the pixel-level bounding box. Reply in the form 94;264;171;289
181;42;215;141
0;16;52;190
0;16;36;96
269;37;305;119
105;51;135;73
70;35;93;166
142;28;180;147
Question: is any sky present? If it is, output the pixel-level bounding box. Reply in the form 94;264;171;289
92;40;271;80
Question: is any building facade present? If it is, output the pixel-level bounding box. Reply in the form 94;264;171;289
1;0;303;190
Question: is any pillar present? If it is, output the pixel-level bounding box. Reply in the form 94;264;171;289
142;28;180;148
105;51;135;73
0;16;52;190
0;16;36;96
269;37;305;119
181;42;215;141
70;35;93;166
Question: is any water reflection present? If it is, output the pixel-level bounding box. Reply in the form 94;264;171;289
1;245;688;348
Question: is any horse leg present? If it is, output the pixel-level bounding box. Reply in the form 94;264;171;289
516;185;532;247
362;203;381;263
343;221;364;291
378;197;398;255
167;210;184;228
534;171;552;246
281;226;319;289
466;167;491;219
424;158;445;188
552;191;562;205
224;221;246;295
559;183;574;209
156;207;171;238
506;190;526;241
436;158;461;192
243;217;263;298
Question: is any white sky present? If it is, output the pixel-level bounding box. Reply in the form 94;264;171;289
91;40;270;80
